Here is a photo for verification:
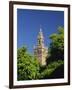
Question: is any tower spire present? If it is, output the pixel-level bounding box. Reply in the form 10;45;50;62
37;25;44;46
40;24;42;32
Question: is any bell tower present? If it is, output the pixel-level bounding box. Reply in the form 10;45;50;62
34;26;48;65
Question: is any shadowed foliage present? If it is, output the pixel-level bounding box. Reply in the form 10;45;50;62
46;27;64;64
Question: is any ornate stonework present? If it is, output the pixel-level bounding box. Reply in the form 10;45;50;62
34;27;48;65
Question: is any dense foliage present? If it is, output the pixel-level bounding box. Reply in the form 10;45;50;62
40;60;64;79
17;26;64;80
46;27;64;64
17;47;40;80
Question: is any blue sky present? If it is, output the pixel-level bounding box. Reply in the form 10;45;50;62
17;9;64;54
